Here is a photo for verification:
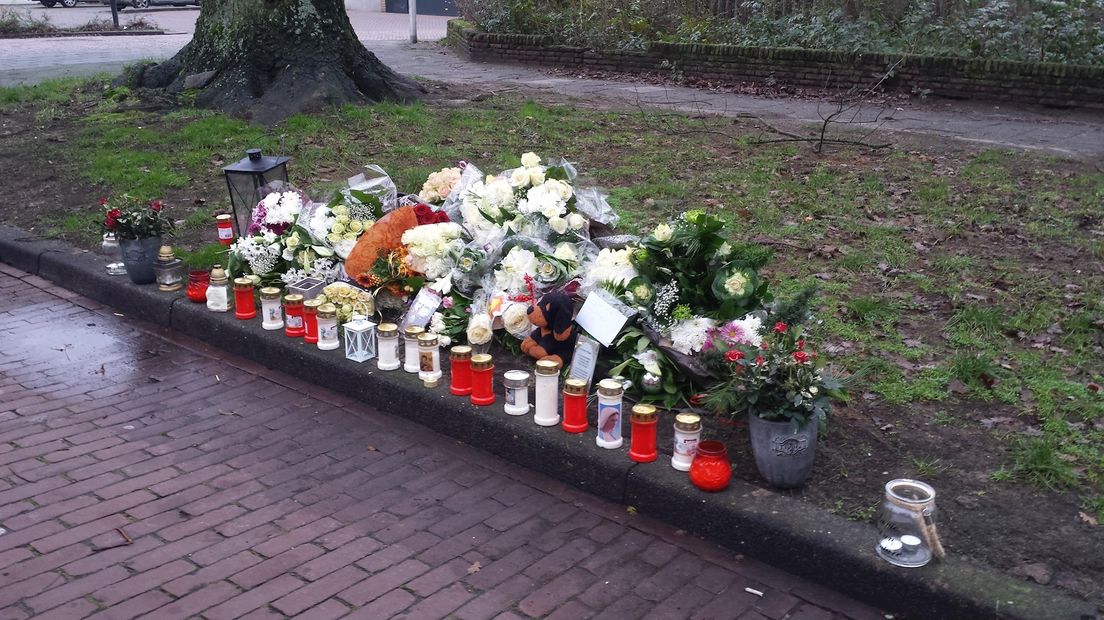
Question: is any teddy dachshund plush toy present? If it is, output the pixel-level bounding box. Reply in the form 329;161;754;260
520;292;577;367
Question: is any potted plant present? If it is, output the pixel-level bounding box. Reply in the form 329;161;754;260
702;316;846;488
99;195;174;285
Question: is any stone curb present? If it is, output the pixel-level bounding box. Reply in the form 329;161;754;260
0;226;1094;620
0;30;167;39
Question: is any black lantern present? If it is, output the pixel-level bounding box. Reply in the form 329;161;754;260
222;148;290;237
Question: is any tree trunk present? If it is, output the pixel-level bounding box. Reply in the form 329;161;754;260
132;0;422;124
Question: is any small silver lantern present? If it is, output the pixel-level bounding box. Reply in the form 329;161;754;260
343;313;377;363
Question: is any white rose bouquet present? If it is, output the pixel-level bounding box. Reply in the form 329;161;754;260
401;222;465;281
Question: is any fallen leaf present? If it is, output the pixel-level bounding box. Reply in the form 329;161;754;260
1010;562;1052;585
948;379;969;394
366;445;378;452
466;562;482;574
626;506;638;515
218;410;238;416
751;488;772;497
1078;511;1098;526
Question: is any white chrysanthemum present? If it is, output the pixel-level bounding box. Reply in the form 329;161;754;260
670;317;719;355
585;248;638;289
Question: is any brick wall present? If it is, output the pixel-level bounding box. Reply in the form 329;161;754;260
446;19;1104;109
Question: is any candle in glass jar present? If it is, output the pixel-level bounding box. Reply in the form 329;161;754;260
303;299;321;344
503;370;530;416
403;326;425;374
671;413;702;471
629;404;659;463
234;277;257;320
316;303;340;350
215;214;234;246
205;265;232;313
596;378;624;449
533;359;560;426
283;294;305;338
418;333;442;387
470;354;495;406
449;345;473;395
376;323;400;370
186;270;210;303
259;287;283;330
689;440;731;492
562;379;588;433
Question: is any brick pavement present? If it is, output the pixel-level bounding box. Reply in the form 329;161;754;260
0;263;884;620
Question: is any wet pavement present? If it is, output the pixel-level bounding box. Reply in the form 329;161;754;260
0;263;883;618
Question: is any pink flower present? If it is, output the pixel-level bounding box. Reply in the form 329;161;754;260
442;297;454;309
774;321;788;333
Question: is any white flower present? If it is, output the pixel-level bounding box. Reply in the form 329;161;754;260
670;317;719;355
724;272;749;296
430;312;447;335
429;273;453;295
529;168;545;186
262;192;280;209
521;152;541;169
585;248;638;289
567;213;587;230
467;313;493;345
419;167;462;203
653;223;673;242
494;246;539;294
548;216;568;235
502;303;532;338
716;241;732;258
542;202;566;220
284;232;301;249
545;179;572;201
401;222;464;280
553;243;578;263
509;167;531;188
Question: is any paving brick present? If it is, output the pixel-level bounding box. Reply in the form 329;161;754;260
24;565;130;614
455;573;540;620
93;559;194;606
345;588;416;619
523;537;599;581
466;545;544;590
188;524;279;567
339;558;431;606
690;584;758;620
406;557;474;597
271;565;369;616
296;537;383;581
205;574;306;620
31;514;131;554
230;543;325;589
634;552;703;602
94;590;174;620
396;582;475;619
252;516;342;558
296;599;352;620
137;579;241;619
60;489;156;526
162;550;263;597
578;561;656;609
545;600;596;620
518;567;592;617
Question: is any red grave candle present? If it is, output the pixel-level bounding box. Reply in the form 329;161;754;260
470;354;495;406
215;214;234;246
629;404;659;463
233;277;256;320
450;345;473;396
185;270;210;303
303;299;321;344
689;440;732;492
283;294;305;338
562;379;589;433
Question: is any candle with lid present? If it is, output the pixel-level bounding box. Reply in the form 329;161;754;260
671;413;702;471
596;378;624;449
629;404;659;463
376;323;401;370
283;294;306;338
302;299;322;344
215;214;234;246
418;333;442;387
153;245;184;292
234;277;257;320
470;354;495;406
205;265;232;312
562;379;588;433
449;345;473;395
403;326;425;374
533;359;561;426
259;287;283;330
316;303;340;350
503;370;530;416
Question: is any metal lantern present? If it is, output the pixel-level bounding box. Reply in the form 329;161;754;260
222;148;290;237
343;314;378;363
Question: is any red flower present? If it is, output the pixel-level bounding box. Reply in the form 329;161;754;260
149;200;163;212
98;197;108;207
774;321;788;333
689;393;707;406
413;204;435;225
724;350;744;362
797;339;805;350
434;211;451;224
760;341;769;350
792;351;811;364
755;355;765;366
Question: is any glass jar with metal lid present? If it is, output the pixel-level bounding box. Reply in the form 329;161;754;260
672;413;702;471
376;323;401;371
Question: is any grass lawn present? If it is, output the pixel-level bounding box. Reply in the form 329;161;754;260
1;76;1101;598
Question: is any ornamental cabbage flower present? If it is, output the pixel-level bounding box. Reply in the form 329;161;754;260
653;223;673;242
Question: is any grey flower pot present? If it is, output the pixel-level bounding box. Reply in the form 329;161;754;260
118;236;161;285
748;413;818;489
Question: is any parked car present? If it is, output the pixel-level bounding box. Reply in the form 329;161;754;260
39;0;102;7
98;0;199;8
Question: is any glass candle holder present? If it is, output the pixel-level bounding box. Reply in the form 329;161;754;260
629;404;659;463
260;287;283;330
215;214;234;246
418;333;442;387
185;270;210;303
154;245;184;292
376;323;401;371
283;294;305;338
205;265;232;313
562;379;588;433
876;479;943;568
234;277;257;320
503;370;530;416
689;440;731;492
303;299;321;344
533;359;560;426
671;413;702;471
102;233;127;276
449;345;473;396
596;378;624;449
403;326;425;374
470;354;495;406
316;303;340;350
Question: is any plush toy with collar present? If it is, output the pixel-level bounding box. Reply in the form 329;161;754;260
520;292;577;367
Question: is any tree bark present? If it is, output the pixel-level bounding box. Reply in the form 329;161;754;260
132;0;422;124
